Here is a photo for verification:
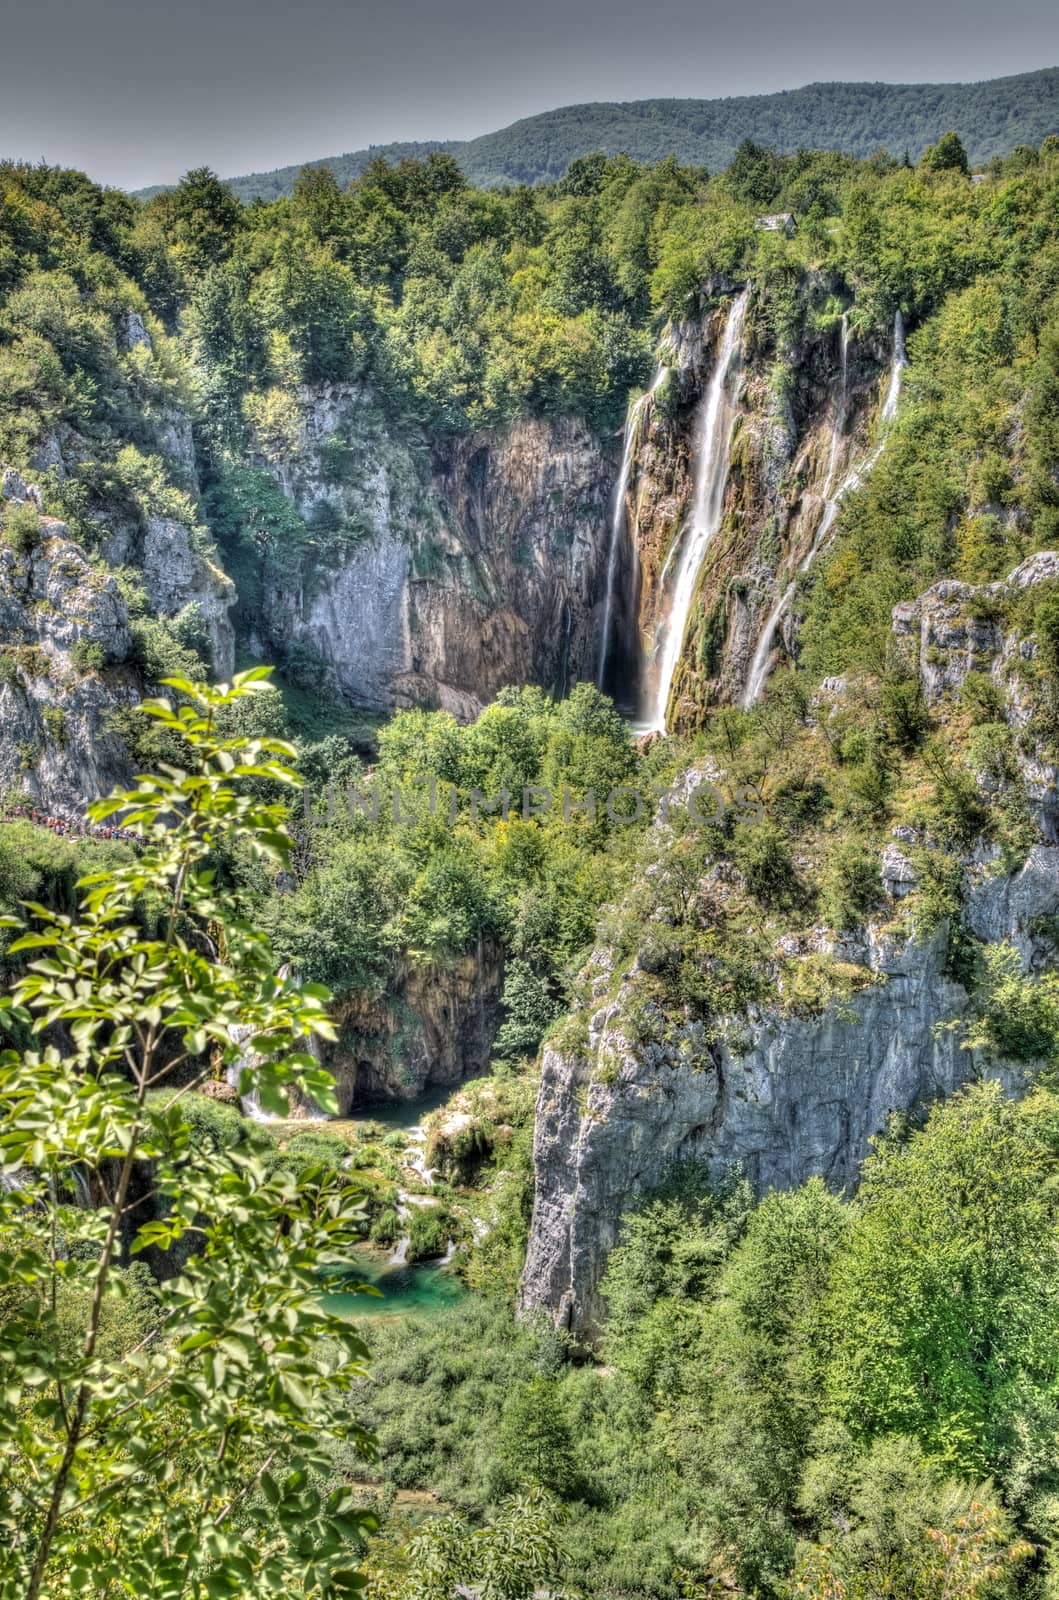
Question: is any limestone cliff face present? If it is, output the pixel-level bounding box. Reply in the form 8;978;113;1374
248;384;616;715
518;557;1059;1337
892;551;1059;841
21;314;234;683
519;865;1042;1338
0;470;137;811
322;942;504;1108
98;509;235;682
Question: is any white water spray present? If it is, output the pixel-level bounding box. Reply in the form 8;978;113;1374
880;306;905;425
742;309;906;707
819;314;850;503
642;288;749;732
389;1121;451;1266
597;364;668;690
226;1028;272;1123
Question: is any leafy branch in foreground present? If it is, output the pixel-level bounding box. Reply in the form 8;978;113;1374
0;671;376;1600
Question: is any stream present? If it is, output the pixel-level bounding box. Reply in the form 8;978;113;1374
322;1085;471;1321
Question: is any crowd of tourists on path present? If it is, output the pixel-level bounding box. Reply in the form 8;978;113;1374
0;801;140;846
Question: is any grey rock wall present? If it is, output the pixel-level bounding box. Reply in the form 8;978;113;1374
0;473;137;811
249;385;616;713
519;856;1051;1338
519;556;1059;1337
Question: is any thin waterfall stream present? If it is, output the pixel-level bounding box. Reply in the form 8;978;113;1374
597;363;668;692
641;287;749;732
742;308;906;707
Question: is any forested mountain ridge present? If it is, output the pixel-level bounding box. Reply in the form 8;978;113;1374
139;66;1059;201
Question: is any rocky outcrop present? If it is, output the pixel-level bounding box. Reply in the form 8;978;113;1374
892;552;1059;838
96;505;235;682
0;471;137;811
409;418;614;709
519;559;1059;1337
247;384;616;714
892;551;1059;707
139;516;235;680
324;942;505;1109
0;455;237;811
519;847;1051;1339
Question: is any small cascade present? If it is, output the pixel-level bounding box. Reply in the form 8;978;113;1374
642;288;749;733
66;1166;92;1209
404;1124;438;1187
388;1120;450;1265
226;1033;271;1123
597;363;668;691
880;307;906;425
292;1033;332;1124
557;599;573;698
742;308;906;707
225;977;331;1124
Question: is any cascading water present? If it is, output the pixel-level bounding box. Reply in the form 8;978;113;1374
597;363;668;691
225;972;330;1123
226;1025;271;1123
820;315;850;504
642;288;749;733
742;316;849;708
389;1122;451;1266
742;308;906;707
880;307;905;425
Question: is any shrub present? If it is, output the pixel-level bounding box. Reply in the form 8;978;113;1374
281;1127;351;1178
1;500;41;554
369;1206;401;1248
0;670;375;1596
826;1082;1059;1476
1036;591;1059;690
959;669;1005;723
71;638;105;674
921;741;990;844
880;672;928;753
41;705;67;746
405;1206;452;1263
494;959;562;1061
731;820;801;908
130;614;209;687
242;385;302;461
963;940;1059;1065
821;839;882;930
498;1377;578;1495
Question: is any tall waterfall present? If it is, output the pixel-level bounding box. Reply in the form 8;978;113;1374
880;307;905;425
597;363;668;690
819;315;850;504
642;288;749;732
742;308;906;708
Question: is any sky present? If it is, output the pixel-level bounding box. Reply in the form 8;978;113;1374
0;0;1056;191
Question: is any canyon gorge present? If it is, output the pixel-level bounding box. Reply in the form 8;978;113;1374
5;124;1059;1599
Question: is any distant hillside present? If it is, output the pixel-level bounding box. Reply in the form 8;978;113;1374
137;68;1059;201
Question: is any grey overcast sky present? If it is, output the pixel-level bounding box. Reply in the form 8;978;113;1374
0;0;1056;191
